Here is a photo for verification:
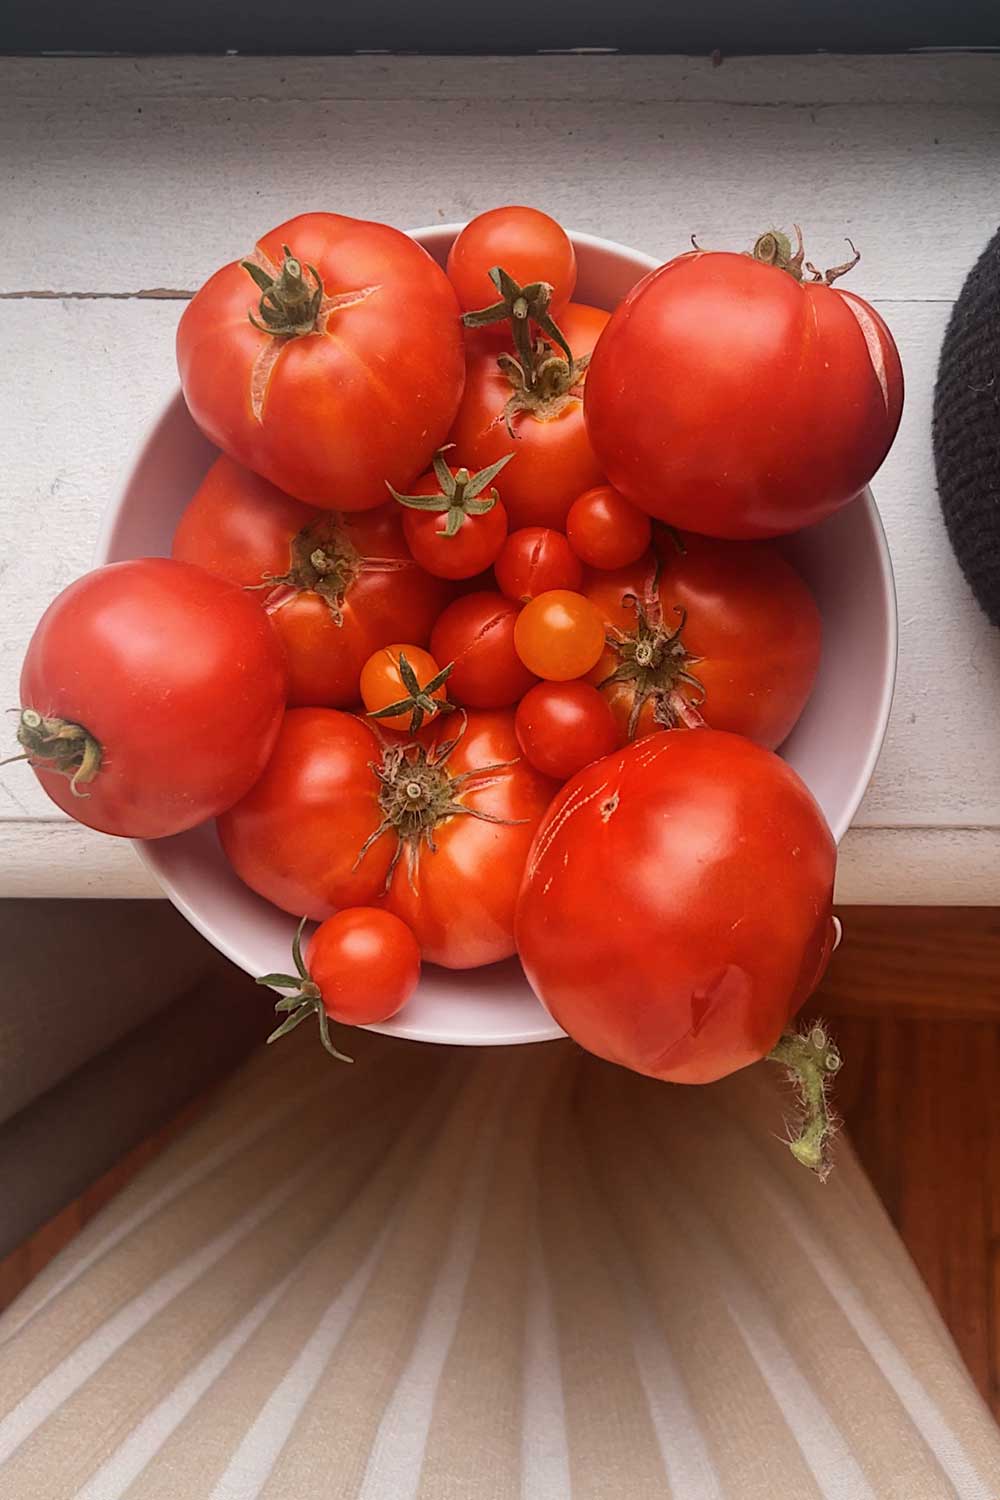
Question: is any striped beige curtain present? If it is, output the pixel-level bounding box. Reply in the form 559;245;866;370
1;1027;997;1499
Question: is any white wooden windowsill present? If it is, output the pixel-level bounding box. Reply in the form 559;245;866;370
2;53;999;903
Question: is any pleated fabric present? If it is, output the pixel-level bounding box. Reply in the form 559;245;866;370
1;1027;998;1500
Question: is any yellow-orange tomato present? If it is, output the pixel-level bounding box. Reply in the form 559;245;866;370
513;591;606;681
360;644;449;733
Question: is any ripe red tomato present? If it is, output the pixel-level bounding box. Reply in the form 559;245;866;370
259;909;421;1059
514;590;606;681
566;484;652;570
515;681;617;780
391;453;510;580
360;644;451;733
585;533;821;749
447;206;576;317
494;527;583;603
516;730;837;1084
177;212;465;509
218;709;394;919
16;559;286;839
449;303;610;530
382;710;556;967
173;455;451;708
585;232;903;538
430;592;537;708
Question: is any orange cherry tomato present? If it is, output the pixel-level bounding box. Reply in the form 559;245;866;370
360;644;451;733
449;303;610;530
494;527;583;603
430;592;537;708
447;207;577;317
515;681;618;781
566;484;652;570
514;590;606;681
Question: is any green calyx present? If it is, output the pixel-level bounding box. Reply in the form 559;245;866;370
749;225;861;287
463;265;588;432
366;650;456;736
388;448;512;538
256;917;353;1062
598;567;706;739
6;709;102;797
241;245;324;336
251;515;360;623
354;713;526;892
767;1021;842;1179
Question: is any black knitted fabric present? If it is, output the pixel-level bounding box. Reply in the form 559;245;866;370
933;226;1000;629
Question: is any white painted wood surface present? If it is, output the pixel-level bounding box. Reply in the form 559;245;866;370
2;53;998;902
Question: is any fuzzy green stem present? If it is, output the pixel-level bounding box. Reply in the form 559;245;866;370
767;1022;842;1180
14;708;102;797
242;245;324;337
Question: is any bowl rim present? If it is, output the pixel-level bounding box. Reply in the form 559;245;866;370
95;221;897;1043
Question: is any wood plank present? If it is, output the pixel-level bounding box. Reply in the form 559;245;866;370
6;55;1000;108
818;907;1000;1018
0;58;997;300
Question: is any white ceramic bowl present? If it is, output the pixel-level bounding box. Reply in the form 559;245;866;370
96;225;897;1046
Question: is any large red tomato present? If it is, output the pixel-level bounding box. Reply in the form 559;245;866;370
381;711;556;968
585;533;821;749
449;303;609;530
177;213;465;509
172;455;451;707
585;231;903;538
516;730;837;1085
17;559;286;839
218;709;393;919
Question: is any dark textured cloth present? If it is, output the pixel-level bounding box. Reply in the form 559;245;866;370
933;226;1000;628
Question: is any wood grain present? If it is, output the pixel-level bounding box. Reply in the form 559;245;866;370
2;52;999;899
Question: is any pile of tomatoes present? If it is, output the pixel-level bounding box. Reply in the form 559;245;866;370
14;206;903;1174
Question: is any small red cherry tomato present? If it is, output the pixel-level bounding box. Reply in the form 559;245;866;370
430;591;537;708
514;590;606;681
259;909;420;1060
360;644;452;733
309;909;420;1024
494;527;583;603
447;206;577;317
390;452;510;580
515;681;618;780
566;484;652;570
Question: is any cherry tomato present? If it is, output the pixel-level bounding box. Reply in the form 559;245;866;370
585;232;904;538
447;207;576;317
513;590;606;681
16;559;286;840
382;710;556;967
431;592;537;708
516;730;837;1084
566;484;652;570
173;455;451;708
177;212;465;509
515;681;618;781
218;708;394;919
360;644;451;734
449;303;610;530
585;533;821;749
494;527;583;603
391;453;510;580
310;908;420;1023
